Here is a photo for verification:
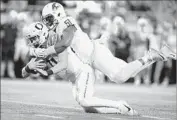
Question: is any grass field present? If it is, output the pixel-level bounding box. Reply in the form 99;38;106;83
1;79;176;120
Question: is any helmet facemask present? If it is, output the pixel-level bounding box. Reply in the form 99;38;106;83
42;14;59;30
27;35;41;48
26;31;48;48
24;22;49;48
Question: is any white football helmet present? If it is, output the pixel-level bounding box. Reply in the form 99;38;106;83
113;16;125;26
137;17;149;33
23;22;49;47
100;17;111;32
42;2;66;30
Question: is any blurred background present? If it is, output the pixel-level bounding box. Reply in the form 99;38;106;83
0;0;176;86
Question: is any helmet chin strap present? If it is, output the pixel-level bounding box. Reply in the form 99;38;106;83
49;20;58;31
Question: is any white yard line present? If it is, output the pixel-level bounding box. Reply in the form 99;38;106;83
142;115;170;120
2;100;171;120
104;117;121;120
35;114;65;119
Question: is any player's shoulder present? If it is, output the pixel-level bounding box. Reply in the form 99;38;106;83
56;16;79;35
60;16;76;23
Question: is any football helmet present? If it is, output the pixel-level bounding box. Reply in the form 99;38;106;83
100;17;111;32
42;2;66;30
23;22;48;47
137;17;149;33
113;16;125;26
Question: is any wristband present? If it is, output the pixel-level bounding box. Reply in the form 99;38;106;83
25;65;32;73
47;69;54;76
138;58;145;65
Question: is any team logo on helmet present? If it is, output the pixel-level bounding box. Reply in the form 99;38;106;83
52;2;60;11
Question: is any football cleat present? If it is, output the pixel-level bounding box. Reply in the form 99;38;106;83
118;101;140;116
126;108;139;116
160;44;176;60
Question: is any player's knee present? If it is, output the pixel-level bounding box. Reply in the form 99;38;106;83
79;99;89;107
76;96;90;107
109;71;129;84
116;74;129;83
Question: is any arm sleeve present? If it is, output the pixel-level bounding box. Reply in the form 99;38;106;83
21;66;30;78
21;58;37;78
21;65;37;78
54;25;77;54
43;25;77;56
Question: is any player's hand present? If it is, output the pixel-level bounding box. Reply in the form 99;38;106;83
36;68;48;76
29;48;47;58
27;58;46;70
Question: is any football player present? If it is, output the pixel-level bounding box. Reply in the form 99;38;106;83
22;22;60;78
22;22;139;115
33;2;176;84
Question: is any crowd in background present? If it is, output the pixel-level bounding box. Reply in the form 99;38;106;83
0;0;176;85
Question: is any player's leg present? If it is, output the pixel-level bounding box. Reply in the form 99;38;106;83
1;61;6;77
7;48;15;78
1;51;7;77
72;64;137;115
92;41;166;83
132;44;176;77
7;60;15;78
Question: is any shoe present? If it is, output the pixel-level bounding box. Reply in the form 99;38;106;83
147;48;167;61
119;101;140;116
126;108;140;116
160;44;176;60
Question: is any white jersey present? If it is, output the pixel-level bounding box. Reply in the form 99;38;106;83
47;30;85;81
66;47;84;78
56;16;94;64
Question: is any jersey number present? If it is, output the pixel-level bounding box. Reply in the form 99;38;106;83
64;19;77;31
64;19;73;27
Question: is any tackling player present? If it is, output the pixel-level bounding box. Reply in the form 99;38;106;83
34;2;176;84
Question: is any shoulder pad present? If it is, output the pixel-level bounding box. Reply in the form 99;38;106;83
56;16;81;38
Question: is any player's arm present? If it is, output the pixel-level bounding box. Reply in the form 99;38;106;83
29;47;46;58
22;58;36;78
36;51;68;76
22;65;32;78
44;25;77;56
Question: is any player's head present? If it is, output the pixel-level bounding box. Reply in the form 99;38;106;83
113;16;125;27
42;2;66;30
112;16;125;34
100;17;111;32
23;22;49;48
